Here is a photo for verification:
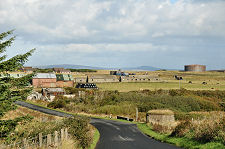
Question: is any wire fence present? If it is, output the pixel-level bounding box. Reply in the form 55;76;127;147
0;128;68;149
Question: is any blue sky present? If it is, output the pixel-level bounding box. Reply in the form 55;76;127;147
0;0;225;70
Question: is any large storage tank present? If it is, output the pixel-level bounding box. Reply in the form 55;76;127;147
184;64;206;72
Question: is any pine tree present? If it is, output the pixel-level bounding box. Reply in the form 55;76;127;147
0;30;35;117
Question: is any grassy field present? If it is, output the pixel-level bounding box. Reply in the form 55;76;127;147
95;71;225;92
96;82;225;92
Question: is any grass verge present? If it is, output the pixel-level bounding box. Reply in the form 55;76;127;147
88;128;100;149
137;123;225;149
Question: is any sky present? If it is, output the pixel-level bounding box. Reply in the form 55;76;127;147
0;0;225;70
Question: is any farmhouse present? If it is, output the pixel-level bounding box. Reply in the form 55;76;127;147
32;73;57;88
56;74;74;87
53;67;71;74
21;66;34;73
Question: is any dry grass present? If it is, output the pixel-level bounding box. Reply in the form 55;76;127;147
148;109;174;115
0;106;61;121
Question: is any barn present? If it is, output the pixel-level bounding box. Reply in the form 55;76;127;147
32;73;57;88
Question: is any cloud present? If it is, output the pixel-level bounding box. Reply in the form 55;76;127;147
0;0;225;69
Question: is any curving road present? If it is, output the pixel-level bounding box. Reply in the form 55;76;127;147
15;100;181;149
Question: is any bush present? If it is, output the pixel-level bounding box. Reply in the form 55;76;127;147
171;117;225;145
64;87;79;94
47;98;66;109
7;116;91;148
171;121;191;137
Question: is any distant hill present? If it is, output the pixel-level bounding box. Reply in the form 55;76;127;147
33;64;161;71
34;64;105;70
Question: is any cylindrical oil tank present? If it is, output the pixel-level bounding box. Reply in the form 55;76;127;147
184;65;206;72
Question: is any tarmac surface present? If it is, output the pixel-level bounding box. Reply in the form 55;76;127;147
15;100;181;149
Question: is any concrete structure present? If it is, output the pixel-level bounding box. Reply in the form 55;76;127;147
184;64;206;72
42;88;65;96
88;75;119;83
32;73;57;88
74;76;87;83
146;109;175;124
120;75;159;82
53;68;71;74
56;74;74;87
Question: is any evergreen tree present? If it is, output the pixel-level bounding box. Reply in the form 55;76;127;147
0;30;35;117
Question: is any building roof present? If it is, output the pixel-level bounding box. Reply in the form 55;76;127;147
0;73;26;78
184;64;206;67
42;88;65;93
56;74;74;81
33;73;56;79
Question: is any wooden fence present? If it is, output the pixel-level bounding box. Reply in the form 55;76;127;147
1;128;68;149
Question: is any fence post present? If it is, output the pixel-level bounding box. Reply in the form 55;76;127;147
54;131;58;147
47;134;51;146
65;128;68;140
39;133;42;147
136;107;139;121
61;128;64;141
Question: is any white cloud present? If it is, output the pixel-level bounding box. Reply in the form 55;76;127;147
1;0;225;69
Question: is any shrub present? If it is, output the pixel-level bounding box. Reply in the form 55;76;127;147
152;123;176;134
64;87;79;94
47;98;66;109
190;118;225;144
171;121;191;137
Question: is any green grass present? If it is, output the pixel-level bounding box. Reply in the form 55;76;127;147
88;128;100;149
137;123;225;149
96;82;225;92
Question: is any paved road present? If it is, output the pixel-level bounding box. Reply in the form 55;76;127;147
15;100;181;149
